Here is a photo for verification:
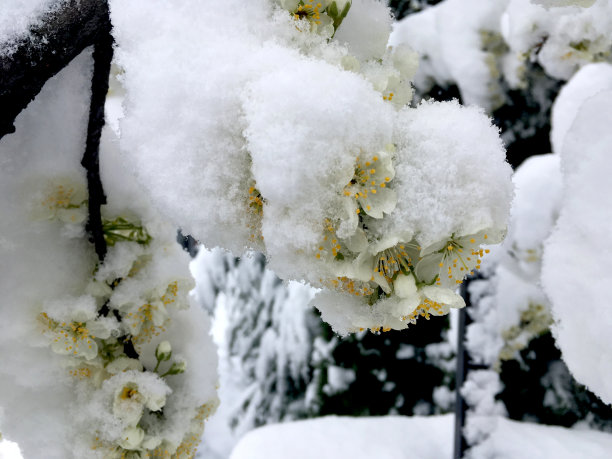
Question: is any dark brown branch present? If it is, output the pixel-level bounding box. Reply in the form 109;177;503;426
82;9;113;261
0;0;110;139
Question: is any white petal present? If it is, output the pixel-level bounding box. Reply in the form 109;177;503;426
336;197;359;239
394;273;418;299
358;188;396;218
420;239;448;257
344;227;368;252
118;426;145;451
415;253;443;284
421;286;465;309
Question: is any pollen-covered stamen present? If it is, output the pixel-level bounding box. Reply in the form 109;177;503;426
416;232;491;288
42;184;79;210
316;218;347;261
126;303;168;345
246;182;265;243
293;2;324;25
403;298;445;324
326;276;374;297
342;147;397;220
39;312;98;358
248;185;265;216
374;244;415;280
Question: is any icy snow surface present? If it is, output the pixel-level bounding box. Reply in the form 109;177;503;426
542;89;612;404
230;414;612;459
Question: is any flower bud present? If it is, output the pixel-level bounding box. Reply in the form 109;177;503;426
118;426;145;450
155;341;172;362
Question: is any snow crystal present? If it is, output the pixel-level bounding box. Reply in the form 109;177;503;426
542;89;612;404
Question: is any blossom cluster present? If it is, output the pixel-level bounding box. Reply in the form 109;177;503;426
112;0;513;335
0;48;219;457
392;0;612;111
33;170;218;458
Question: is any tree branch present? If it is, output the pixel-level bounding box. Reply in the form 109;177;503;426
0;0;111;139
82;7;112;261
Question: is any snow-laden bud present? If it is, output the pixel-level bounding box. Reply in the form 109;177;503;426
145;392;167;412
155;341;172;362
118;426;145;450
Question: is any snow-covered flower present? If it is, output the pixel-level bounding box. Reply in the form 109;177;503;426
155;341;172;362
276;0;353;37
113;382;146;425
116;279;193;346
415;230;501;288
111;372;170;426
118;426;145;451
339;146;397;237
291;2;335;36
404;285;466;324
39;296;119;361
35;178;88;225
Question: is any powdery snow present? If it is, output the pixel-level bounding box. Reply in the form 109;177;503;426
550;63;612;154
542;89;612;404
230;415;453;459
0;0;65;55
230;414;612;459
467;416;612;459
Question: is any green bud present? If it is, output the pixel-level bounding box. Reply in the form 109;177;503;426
162;360;186;377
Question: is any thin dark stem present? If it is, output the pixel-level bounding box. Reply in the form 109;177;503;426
82;3;113;261
453;291;468;459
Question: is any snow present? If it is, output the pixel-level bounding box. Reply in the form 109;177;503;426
550;63;612;154
0;441;22;459
0;40;219;457
333;0;393;61
389;99;512;250
0;0;64;55
392;0;612;109
390;0;510;110
542;89;612;404
230;414;612;459
502;0;612;81
467;417;612;459
230;415;454;459
0;49;94;459
112;0;513;335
